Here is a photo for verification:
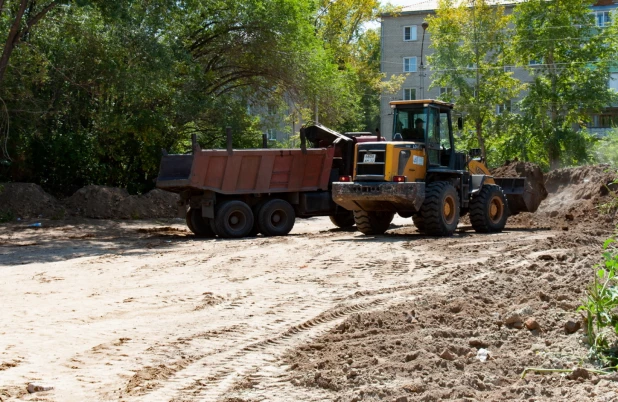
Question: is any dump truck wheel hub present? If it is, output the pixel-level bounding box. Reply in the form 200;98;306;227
272;213;282;224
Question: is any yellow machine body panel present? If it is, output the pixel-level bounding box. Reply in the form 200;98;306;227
352;142;427;183
468;159;496;184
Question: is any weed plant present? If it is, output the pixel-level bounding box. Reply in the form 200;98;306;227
580;180;618;369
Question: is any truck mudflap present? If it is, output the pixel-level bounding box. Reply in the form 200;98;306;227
332;181;425;212
494;177;544;214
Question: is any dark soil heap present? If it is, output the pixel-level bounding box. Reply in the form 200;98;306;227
0;183;179;219
0;183;65;219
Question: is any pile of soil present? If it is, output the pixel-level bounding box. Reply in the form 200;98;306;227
0;183;178;220
0;183;65;219
65;186;178;219
285;230;615;401
508;165;618;230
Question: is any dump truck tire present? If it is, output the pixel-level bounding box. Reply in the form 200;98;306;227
247;201;267;237
353;210;394;235
214;200;255;238
470;185;508;233
187;207;216;237
257;199;295;236
412;214;426;233
420;181;460;236
329;211;355;228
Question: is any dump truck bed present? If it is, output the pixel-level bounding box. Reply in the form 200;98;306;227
156;148;335;195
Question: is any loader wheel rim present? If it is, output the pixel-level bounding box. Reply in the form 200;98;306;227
443;195;456;225
489;196;504;224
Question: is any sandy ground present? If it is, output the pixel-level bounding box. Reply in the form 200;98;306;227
3;212;613;402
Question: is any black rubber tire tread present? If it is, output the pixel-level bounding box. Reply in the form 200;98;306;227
329;211;355;228
188;207;216;237
470;184;509;233
248;201;267;237
412;214;426;233
420;181;460;236
353;210;395;235
214;200;254;238
186;207;197;234
257;198;296;236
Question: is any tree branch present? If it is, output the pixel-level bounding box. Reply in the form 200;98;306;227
21;1;61;41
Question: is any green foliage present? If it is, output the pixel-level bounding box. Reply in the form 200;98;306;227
513;0;618;169
594;131;618;167
0;0;383;194
579;238;618;368
428;0;522;161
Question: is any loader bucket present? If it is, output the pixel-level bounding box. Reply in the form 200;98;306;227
494;177;544;214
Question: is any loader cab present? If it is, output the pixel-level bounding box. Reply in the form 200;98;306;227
391;100;455;170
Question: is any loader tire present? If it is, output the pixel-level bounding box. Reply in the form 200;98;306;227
187;207;216;238
420;181;460;236
470;184;508;233
353;210;394;235
412;214;425;233
329;211;355;228
214;200;254;238
257;198;295;236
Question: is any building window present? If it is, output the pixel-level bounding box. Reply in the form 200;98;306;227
504;66;513;73
267;129;276;140
403;26;417;41
593;11;611;27
497;100;512;114
439;87;453;96
403;57;417;72
403;88;416;100
529;59;543;66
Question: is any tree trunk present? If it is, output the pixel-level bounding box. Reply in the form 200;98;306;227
0;0;29;85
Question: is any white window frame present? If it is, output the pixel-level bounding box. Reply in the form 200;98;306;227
403;88;416;101
403;57;417;73
497;100;512;115
592;10;611;27
439;87;453;96
403;25;418;41
267;129;276;140
529;59;542;66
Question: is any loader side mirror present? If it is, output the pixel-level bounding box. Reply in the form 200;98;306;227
457;117;463;130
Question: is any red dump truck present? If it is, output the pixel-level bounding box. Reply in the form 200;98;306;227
156;125;383;238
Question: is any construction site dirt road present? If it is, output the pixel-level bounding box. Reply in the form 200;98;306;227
1;164;617;402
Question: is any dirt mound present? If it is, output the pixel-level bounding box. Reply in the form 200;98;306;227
492;161;548;213
286;230;614;401
535;165;617;227
545;164;617;199
0;183;65;219
65;186;178;219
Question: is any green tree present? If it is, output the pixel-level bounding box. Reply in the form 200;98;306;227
428;0;522;161
513;0;618;169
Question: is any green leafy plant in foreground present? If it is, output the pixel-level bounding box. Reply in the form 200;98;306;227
578;238;618;369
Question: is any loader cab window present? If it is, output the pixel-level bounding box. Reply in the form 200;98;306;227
427;107;453;168
393;107;427;141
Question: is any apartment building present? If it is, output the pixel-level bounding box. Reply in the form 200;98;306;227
380;1;618;138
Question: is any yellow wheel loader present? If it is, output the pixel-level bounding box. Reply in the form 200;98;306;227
332;100;543;236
